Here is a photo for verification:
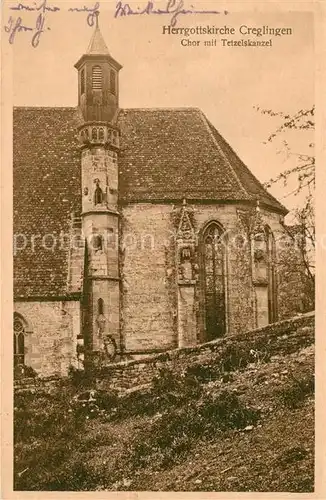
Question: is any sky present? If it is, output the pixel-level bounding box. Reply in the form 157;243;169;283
6;0;315;213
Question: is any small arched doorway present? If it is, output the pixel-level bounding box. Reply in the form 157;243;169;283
201;222;227;341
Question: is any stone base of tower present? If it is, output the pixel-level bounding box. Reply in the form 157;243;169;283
82;277;120;368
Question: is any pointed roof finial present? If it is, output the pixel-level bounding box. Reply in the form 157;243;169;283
95;10;99;28
86;10;110;55
182;198;187;207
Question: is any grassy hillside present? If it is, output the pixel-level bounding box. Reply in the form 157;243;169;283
14;318;314;492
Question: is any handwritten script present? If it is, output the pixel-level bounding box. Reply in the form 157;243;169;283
4;0;100;47
115;0;227;27
4;0;227;47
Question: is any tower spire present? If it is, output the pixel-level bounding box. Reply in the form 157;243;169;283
75;11;122;123
86;11;110;55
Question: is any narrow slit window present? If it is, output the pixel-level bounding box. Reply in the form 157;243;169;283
98;298;104;315
92;66;103;91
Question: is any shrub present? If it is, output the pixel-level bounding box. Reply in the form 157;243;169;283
220;344;253;372
185;363;220;383
14;364;38;380
277;373;314;409
121;389;260;471
108;368;202;422
68;365;95;389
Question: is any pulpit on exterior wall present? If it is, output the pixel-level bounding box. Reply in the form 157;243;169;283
176;200;198;348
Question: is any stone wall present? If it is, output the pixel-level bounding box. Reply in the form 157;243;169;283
15;312;314;394
96;312;314;393
14;300;80;377
120;204;177;352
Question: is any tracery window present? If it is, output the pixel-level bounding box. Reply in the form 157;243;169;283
202;223;226;340
14;315;25;366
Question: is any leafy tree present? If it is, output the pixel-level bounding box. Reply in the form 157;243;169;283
256;106;315;310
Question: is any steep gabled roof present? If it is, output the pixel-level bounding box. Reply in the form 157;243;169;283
117;108;286;213
13;106;287;298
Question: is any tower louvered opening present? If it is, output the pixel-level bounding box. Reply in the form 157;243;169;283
92;65;103;90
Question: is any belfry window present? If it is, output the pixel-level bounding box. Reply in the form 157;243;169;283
92;65;103;91
110;69;116;94
14;314;25;366
202;223;227;341
80;68;85;95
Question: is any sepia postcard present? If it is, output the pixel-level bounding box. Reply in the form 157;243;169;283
1;0;326;497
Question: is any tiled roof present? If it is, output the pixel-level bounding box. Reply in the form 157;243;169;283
13;106;287;298
13;107;83;298
117;108;286;212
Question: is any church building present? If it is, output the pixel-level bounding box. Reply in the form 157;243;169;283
13;19;305;377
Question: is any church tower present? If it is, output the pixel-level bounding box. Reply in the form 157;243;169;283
75;14;122;363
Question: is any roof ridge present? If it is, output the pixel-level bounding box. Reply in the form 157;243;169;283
13;106;78;110
120;107;200;112
198;111;250;199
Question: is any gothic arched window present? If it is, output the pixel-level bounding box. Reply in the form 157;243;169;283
14;314;25;366
92;65;103;90
265;226;278;322
99;128;104;141
202;222;227;341
92;128;98;141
